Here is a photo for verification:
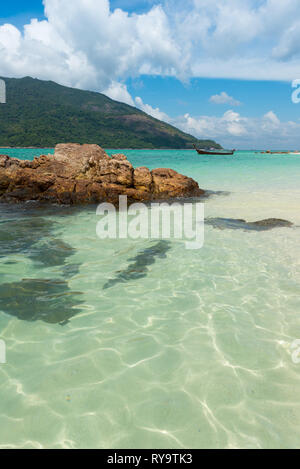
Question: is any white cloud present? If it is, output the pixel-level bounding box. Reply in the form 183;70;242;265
103;82;134;105
0;0;300;92
272;20;300;60
222;110;247;136
210;92;241;106
0;0;181;91
175;110;248;140
165;0;300;81
174;109;300;148
263;110;280;127
135;96;171;121
0;24;21;52
1;0;300;148
130;94;300;148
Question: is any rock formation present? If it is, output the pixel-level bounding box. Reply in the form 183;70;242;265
0;143;205;205
206;217;293;231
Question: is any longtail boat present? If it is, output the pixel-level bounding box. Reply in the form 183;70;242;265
193;144;235;156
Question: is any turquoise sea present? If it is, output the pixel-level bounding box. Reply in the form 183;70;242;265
0;148;300;449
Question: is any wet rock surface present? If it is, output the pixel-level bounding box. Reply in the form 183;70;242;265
0;144;205;205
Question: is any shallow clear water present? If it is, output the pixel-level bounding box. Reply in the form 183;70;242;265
0;149;300;449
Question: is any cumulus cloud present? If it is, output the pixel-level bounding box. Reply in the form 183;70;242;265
272;20;300;60
103;82;134;105
174;110;300;148
0;0;181;91
130;93;300;148
0;0;300;93
166;0;300;81
210;92;241;106
1;0;300;148
175;110;248;140
263;111;280;127
135;96;171;121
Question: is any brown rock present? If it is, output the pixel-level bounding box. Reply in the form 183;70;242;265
0;143;205;205
0;155;9;168
110;153;128;161
151;168;204;198
134;167;153;192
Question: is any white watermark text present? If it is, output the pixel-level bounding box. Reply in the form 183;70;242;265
96;196;204;250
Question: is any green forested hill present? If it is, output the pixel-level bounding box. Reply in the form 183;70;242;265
0;76;221;149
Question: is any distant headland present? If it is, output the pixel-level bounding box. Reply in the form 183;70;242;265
0;76;221;150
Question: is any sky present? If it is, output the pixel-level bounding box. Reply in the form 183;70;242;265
1;0;300;149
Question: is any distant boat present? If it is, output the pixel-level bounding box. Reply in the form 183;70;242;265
193;145;235;156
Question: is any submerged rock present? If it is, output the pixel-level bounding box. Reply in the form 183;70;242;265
0;278;83;324
103;240;171;289
0;144;205;205
61;263;81;279
28;238;76;268
250;218;293;228
0;217;55;257
206;217;293;231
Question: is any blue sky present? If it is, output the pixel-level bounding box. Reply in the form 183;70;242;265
0;0;45;28
127;76;298;121
1;0;300;149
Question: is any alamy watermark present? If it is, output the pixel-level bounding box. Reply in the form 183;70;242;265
291;340;300;364
0;79;6;104
0;339;6;364
291;80;300;104
96;196;204;250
